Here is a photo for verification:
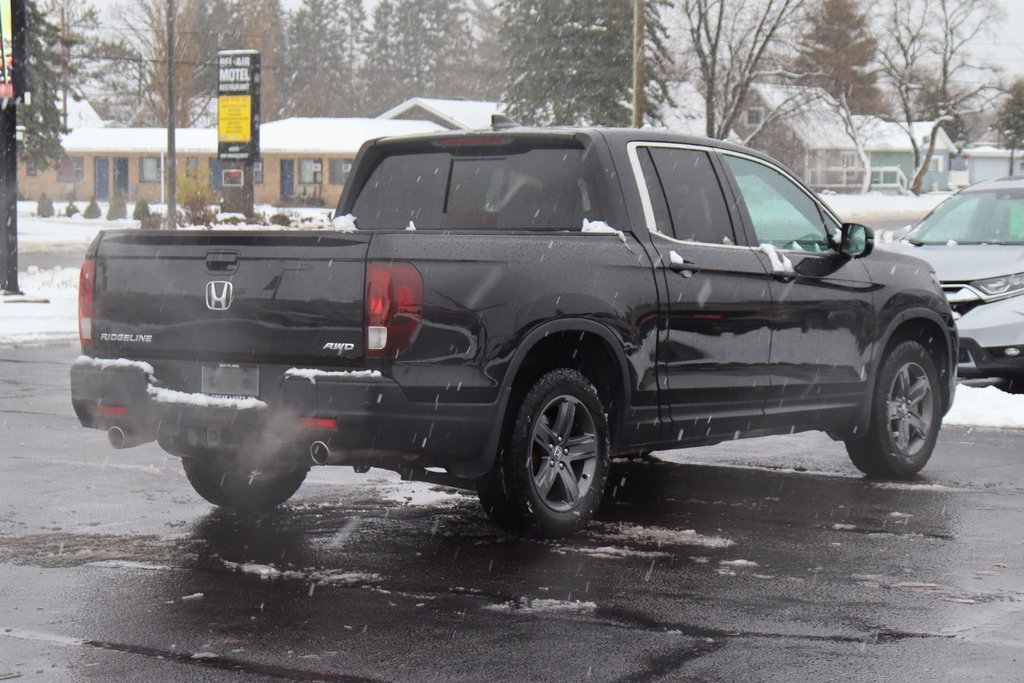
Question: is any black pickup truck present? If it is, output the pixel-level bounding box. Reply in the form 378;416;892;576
71;128;957;537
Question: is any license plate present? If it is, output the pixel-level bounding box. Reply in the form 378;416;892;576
201;364;259;398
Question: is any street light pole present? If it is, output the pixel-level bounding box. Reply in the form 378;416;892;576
165;0;177;229
632;0;644;128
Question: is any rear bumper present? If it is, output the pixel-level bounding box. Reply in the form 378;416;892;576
70;356;499;480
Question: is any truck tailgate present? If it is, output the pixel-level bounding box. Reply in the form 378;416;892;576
91;231;370;364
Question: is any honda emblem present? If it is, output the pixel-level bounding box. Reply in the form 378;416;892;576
206;281;234;311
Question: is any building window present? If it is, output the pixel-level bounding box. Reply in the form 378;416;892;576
140;156;162;183
253;159;264;185
57;157;85;183
746;107;764;126
298;158;322;184
840;151;858;168
185;157;199;176
329;159;352;185
26;158;37;176
928;155;944;173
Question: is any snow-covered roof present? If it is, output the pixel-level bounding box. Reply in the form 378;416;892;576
963;145;1015;159
659;81;953;155
260;117;444;153
377;97;502;130
60;118;444;155
63;97;104;130
659;81;711;138
62;127;216;153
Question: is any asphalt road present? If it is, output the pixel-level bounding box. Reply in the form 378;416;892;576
1;344;1023;682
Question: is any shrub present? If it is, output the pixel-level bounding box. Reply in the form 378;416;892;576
65;202;80;217
269;213;292;227
107;190;127;220
177;166;216;226
140;213;163;230
132;199;150;221
83;197;102;219
37;193;54;218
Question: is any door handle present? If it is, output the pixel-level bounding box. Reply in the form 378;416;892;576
668;250;698;276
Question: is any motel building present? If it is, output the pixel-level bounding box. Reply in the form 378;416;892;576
18;97;501;209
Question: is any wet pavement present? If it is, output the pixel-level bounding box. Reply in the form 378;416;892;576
1;344;1023;681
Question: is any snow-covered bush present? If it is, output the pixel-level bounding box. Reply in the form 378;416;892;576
132;199;150;221
65;202;80;217
83;198;102;219
107;190;127;220
269;213;292;227
37;193;54;217
178;167;216;226
140;212;163;230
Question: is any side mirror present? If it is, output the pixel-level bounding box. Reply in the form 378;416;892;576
840;223;874;259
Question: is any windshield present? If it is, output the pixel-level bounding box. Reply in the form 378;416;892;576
908;189;1024;245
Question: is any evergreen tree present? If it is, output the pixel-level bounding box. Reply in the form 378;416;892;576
499;0;671;127
19;0;66;170
795;0;884;115
997;80;1024;172
361;0;477;113
281;0;350;116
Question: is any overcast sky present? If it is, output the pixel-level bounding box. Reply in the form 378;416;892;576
82;0;1024;77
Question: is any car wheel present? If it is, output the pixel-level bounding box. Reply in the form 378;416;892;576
476;369;610;538
845;341;941;478
182;454;308;511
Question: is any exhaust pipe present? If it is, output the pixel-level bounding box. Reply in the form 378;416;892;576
310;441;331;465
107;426;154;450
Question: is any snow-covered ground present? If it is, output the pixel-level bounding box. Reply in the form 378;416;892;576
4;198;1023;430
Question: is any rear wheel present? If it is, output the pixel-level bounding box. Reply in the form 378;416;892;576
476;369;610;538
845;341;941;478
182;454;308;512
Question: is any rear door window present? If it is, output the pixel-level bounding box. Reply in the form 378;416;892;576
645;147;736;245
352;147;603;231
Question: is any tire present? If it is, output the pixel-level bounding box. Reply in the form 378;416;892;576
476;369;610;538
182;455;308;512
845;341;942;478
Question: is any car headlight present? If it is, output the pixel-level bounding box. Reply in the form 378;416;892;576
972;272;1024;297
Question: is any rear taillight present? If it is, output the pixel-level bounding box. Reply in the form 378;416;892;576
365;262;423;357
78;258;96;347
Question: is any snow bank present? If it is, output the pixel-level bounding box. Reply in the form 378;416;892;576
483;598;597;615
0;266;80;346
823;192;950;223
944;385;1024;428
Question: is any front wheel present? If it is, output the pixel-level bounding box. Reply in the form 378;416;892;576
845;341;942;478
182;455;308;512
477;369;610;538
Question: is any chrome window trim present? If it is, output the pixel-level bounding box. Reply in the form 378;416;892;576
627;141;842;257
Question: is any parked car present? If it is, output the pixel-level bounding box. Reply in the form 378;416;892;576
70;128;957;537
883;177;1024;388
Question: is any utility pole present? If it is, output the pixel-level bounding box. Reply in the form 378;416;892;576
165;0;177;229
60;5;67;130
631;0;644;128
1;0;27;296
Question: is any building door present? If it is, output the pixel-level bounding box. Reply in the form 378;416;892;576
209;158;223;191
113;157;129;196
93;157;109;200
280;159;294;200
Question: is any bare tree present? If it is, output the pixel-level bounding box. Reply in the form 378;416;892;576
878;0;1001;194
677;0;806;140
112;0;207;126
